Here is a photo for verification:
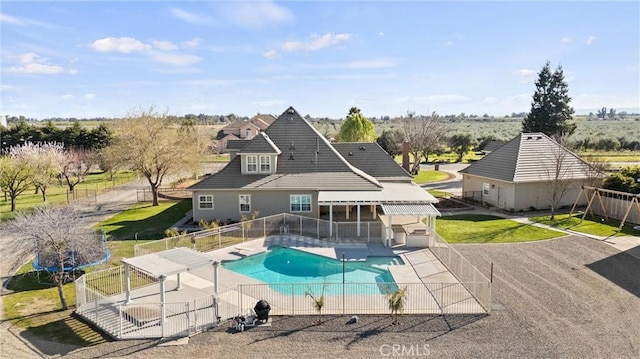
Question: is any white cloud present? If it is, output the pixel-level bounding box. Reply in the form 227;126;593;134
585;35;596;45
282;33;351;52
0;12;22;25
222;0;292;28
84;93;96;100
90;37;151;53
184;37;201;48
148;51;201;66
263;49;279;59
378;32;384;37
482;97;499;104
69;69;78;75
514;68;537;83
61;94;74;101
152;40;178;51
170;8;213;25
560;37;572;43
6;52;65;74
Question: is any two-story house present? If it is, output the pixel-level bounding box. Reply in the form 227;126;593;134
217;113;276;153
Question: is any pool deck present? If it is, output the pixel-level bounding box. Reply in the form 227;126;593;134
203;234;460;290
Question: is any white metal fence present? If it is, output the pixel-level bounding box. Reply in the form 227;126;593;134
430;233;492;311
135;213;384;256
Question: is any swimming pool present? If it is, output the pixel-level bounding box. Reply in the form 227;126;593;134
222;246;403;295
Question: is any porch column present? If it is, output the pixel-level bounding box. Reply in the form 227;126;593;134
159;274;167;330
345;205;349;220
387;215;393;247
176;273;182;291
213;260;220;293
356;204;361;237
124;263;131;303
329;204;333;237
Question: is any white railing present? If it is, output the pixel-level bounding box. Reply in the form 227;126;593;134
135;213;383;256
430;233;492;311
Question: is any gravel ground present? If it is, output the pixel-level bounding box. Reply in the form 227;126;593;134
43;235;640;359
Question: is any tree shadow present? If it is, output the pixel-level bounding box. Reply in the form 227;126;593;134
100;200;191;240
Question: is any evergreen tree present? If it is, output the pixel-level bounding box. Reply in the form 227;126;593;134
522;62;575;138
338;107;376;142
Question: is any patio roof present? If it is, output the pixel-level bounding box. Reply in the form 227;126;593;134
380;203;441;217
121;247;215;279
317;181;438;205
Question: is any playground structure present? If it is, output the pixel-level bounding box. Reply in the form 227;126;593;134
32;232;111;283
570;186;640;231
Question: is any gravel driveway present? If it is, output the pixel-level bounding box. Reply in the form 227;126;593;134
48;235;640;358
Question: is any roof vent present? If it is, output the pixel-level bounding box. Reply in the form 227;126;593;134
359;145;366;150
526;136;532;140
536;136;542;140
349;152;353;156
288;108;295;114
289;152;294;160
289;141;295;150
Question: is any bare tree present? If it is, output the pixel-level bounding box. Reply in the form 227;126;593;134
60;148;95;193
543;135;585;220
107;107;195;206
10;142;65;202
9;206;106;309
399;112;449;174
0;155;33;211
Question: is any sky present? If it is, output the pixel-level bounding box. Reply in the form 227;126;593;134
1;1;639;120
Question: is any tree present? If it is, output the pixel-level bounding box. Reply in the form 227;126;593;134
9;206;106;310
387;286;407;325
0;155;33;211
338;107;375;142
10;142;65;202
607;108;617;120
305;282;327;325
107;107;196;206
376;129;403;157
596;107;607;120
400;112;449;174
603;166;640;194
60;148;95;193
449;134;475;162
522;61;576;138
543;135;580;220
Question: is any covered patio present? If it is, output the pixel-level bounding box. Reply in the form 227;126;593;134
317;181;440;247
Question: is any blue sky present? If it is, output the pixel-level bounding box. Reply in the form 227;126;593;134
1;1;638;120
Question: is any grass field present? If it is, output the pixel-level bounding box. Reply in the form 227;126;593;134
1;199;191;345
413;170;450;184
436;214;565;243
0;171;137;221
529;213;640;237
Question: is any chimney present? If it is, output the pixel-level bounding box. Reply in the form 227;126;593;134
402;141;410;172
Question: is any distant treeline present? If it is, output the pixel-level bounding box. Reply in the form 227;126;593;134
1;120;111;151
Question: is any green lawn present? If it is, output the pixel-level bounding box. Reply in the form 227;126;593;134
413;170;450;184
1;199;192;345
97;199;192;240
436;214;564;243
529;213;640;237
427;189;452;198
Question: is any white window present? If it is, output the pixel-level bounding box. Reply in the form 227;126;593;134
260;156;271;172
290;194;311;212
483;183;490;196
199;195;214;209
245;128;252;138
246;156;257;172
239;194;251;213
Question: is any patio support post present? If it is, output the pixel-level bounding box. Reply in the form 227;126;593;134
357;204;361;237
329;204;333;237
124;263;131;303
387;215;393;247
212;261;220;293
176;273;182;291
159;274;167;329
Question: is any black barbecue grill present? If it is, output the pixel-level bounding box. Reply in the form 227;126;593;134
254;299;271;323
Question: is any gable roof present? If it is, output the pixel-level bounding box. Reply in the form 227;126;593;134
482;140;506;153
333;142;411;179
189;106;382;191
460;132;596;182
225;138;246;151
237;132;281;155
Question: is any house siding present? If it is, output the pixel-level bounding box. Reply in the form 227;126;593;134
192;190;319;222
513;181;590;212
463;175;515;210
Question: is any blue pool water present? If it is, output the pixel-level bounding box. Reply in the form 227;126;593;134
222;246;403;295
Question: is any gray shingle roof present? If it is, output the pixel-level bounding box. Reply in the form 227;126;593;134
226;139;247;151
237;132;281;154
333;142;410;179
189;107;383;191
460;132;597;182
